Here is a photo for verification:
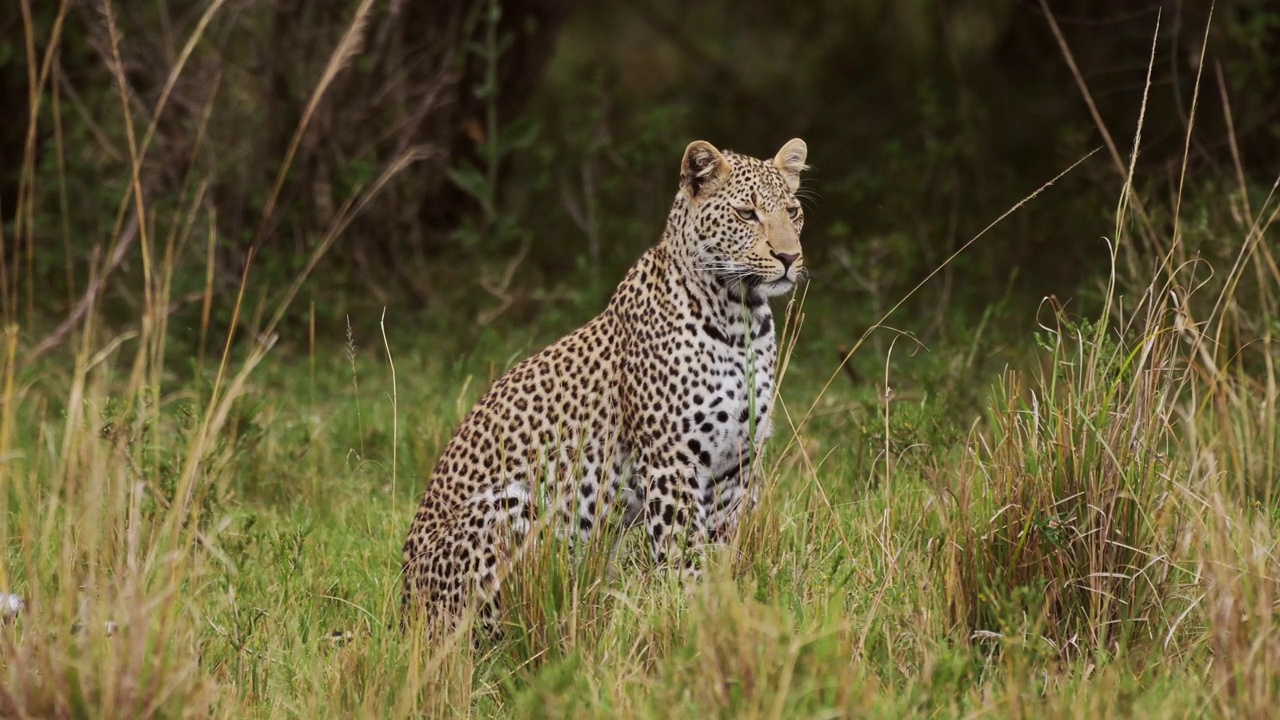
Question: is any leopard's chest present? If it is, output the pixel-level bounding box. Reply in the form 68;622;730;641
681;312;778;476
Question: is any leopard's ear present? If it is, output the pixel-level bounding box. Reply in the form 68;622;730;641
680;140;732;200
773;138;808;192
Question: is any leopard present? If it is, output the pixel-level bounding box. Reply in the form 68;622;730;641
401;137;809;633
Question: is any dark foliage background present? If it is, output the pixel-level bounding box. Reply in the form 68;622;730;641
2;0;1278;344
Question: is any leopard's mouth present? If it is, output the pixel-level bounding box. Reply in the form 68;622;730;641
769;264;808;287
727;266;806;296
756;269;807;296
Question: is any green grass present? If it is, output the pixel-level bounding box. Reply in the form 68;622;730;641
3;240;1277;717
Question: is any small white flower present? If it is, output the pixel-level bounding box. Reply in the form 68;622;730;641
1;593;25;619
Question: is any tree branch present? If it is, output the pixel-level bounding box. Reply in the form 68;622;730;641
27;212;139;363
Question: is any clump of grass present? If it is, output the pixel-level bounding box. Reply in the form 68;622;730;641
504;571;881;718
1199;495;1280;718
940;9;1201;662
0;0;276;700
0;1;427;717
0;263;274;717
497;482;623;672
942;288;1186;656
926;25;1280;720
1176;178;1280;718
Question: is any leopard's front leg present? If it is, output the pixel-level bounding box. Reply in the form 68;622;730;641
637;450;708;579
704;455;758;545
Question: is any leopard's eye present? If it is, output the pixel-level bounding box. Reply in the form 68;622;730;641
736;207;758;222
786;206;801;220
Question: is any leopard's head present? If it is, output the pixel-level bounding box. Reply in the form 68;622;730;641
673;138;809;298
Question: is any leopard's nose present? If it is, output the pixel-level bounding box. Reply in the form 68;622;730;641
771;251;800;270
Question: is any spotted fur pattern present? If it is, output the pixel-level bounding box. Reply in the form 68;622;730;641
401;138;809;632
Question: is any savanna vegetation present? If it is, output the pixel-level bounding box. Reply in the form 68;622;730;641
1;0;1279;717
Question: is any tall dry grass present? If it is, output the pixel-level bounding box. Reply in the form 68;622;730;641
940;8;1280;717
0;1;426;716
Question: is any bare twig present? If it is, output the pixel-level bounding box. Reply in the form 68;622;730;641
476;235;532;325
1038;0;1161;252
250;0;379;255
27;213;139;362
